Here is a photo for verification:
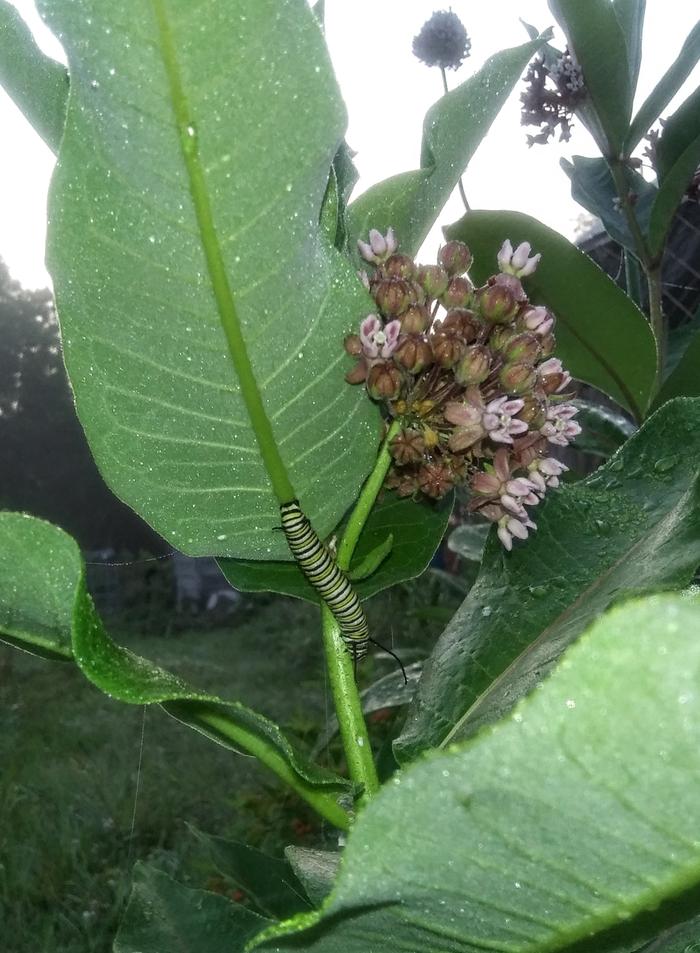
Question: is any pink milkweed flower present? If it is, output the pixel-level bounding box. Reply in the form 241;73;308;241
497;512;537;551
527;456;569;494
445;387;487;451
537;357;572;392
357;228;398;264
497;239;542;278
471;449;539;517
359;315;401;360
482;395;529;444
522;305;554;336
540;404;581;447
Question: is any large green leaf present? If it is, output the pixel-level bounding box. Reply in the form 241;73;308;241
252;594;700;953
395;398;700;762
284;848;340;907
40;0;379;562
625;19;700;153
652;330;700;410
0;512;351;829
346;37;544;260
571;400;637;458
648;86;700;255
445;210;657;419
219;494;452;605
612;0;646;98
0;0;67;151
560;155;657;254
548;0;633;156
114;863;270;953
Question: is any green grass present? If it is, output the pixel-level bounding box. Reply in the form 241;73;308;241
0;581;458;952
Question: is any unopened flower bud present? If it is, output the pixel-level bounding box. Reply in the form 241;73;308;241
399;304;431;334
438;240;472;276
373;278;412;317
539;331;556;357
393;334;433;374
418;462;455;499
521;305;554;336
390;428;426;465
431;328;466;368
440;275;473;309
499;361;537;394
357;227;397;264
477;284;518;324
497;239;541;277
415;264;449;300
502;332;540;364
538;357;572;394
488;326;519;352
517;394;547;429
441;308;479;342
344;334;362;356
455;345;491;385
382;253;416;280
367;361;402;401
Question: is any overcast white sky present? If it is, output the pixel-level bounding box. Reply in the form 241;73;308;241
1;0;699;289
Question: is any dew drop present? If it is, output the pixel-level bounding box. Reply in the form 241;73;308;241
654;454;679;473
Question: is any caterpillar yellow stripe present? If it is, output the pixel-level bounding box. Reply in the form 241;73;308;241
279;500;368;661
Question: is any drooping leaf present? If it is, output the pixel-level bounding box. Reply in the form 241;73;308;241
346;36;545;260
189;828;310;920
40;0;380;561
560;155;657;254
395;398;700;761
0;0;68;151
114;863;270;953
219;494;452;605
284;847;341;907
548;0;633;156
571;399;637;458
652;328;700;410
445;210;657;419
0;512;351;829
648;86;700;255
625;19;700;153
252;594;700;953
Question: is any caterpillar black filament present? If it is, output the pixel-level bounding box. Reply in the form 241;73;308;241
279;500;369;661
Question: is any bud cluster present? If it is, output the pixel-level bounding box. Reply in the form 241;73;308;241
344;228;581;551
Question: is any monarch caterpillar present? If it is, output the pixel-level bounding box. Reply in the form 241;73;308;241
279;500;369;662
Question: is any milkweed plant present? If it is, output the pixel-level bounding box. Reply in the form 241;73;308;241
1;1;699;951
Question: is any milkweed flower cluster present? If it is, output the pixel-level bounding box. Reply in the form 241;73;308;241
344;230;581;551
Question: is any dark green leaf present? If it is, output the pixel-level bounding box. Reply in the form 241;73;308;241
446;521;490;563
648;87;700;255
445;210;657;419
284;847;340;907
114;863;269;953
560;155;657;253
253;595;700;953
346;37;544;259
548;0;633;155
395;398;700;761
571;399;637;458
612;0;646;98
652;329;700;410
40;0;380;561
189;828;309;920
219;494;452;604
625;20;700;152
0;1;68;152
665;306;700;379
0;513;352;829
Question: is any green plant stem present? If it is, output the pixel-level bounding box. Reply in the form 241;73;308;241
323;419;402;806
152;0;295;505
608;158;664;388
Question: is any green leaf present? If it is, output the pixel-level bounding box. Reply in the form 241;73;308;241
252;594;700;953
40;0;380;561
652;329;700;410
445;210;657;419
560;155;657;254
446;521;490;563
114;863;270;953
189;828;310;920
0;513;352;829
625;19;700;153
284;847;340;907
612;0;646;98
548;0;633;156
346;37;544;260
665;305;700;380
648;87;700;255
219;494;452;605
571;399;637;458
395;398;700;762
0;1;68;152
